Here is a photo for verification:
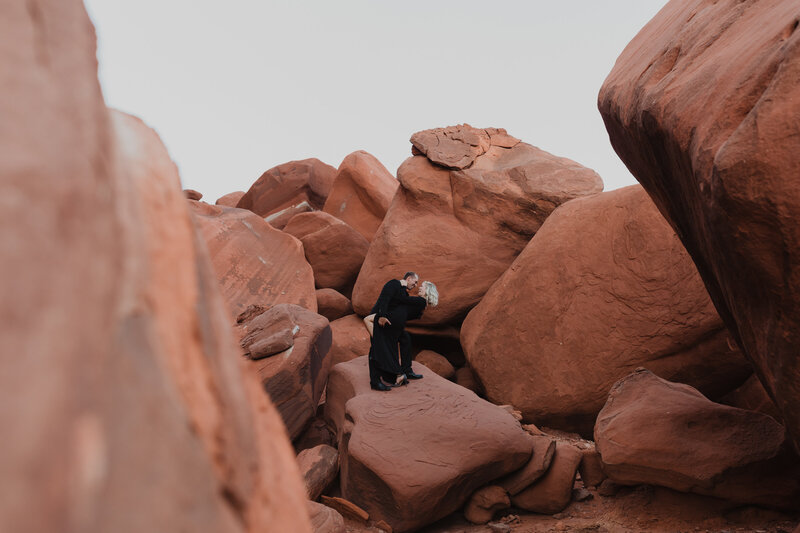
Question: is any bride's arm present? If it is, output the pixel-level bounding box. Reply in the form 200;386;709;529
363;313;375;337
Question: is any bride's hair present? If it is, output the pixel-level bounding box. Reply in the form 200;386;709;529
421;281;439;307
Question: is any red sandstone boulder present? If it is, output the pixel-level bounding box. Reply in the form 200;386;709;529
183;188;203;200
190;203;317;316
284;211;370;294
297;444;339;501
463;486;510;525
352;124;603;326
316;288;353;322
720;374;783;422
328;314;372;367
510;442;583;515
595;369;800;509
323;151;399;242
236;304;332;440
455;366;483;395
462;185;752;434
497;435;557;495
308;501;346;533
0;12;311;528
415;350;455;380
216;190;245;207
237;158;336;228
598;0;800;452
324;356;533;532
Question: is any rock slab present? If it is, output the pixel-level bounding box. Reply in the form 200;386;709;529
324;356;533;533
595;369;800;509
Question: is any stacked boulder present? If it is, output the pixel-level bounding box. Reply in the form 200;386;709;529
352;124;604;326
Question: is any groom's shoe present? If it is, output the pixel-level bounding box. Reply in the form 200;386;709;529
406;371;423;380
370;382;392;391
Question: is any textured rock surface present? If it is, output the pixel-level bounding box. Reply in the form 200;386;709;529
328;314;372;367
720;374;783;422
307;501;346;533
297;444;339;501
284;211;369;294
0;7;311;528
183;188;203;200
215;190;245;207
325;357;532;532
236;158;336;227
414;350;455;380
352;125;603;325
510;442;582;515
463;486;510;525
578;444;607;489
236;304;332;440
191;202;317;316
316;288;353;322
462;186;751;434
497;435;557;496
595;369;800;509
323;150;399;241
598;0;800;452
455;366;483;395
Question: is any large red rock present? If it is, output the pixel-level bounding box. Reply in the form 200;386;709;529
595;369;800;509
237;158;336;228
0;6;311;528
190;203;317;316
315;288;353;322
283;211;370;294
324;356;533;533
352;125;603;325
328;314;372;367
598;0;800;452
323;151;399;242
236;304;332;440
510;442;583;514
215;190;245;207
462;185;752;434
296;444;339;501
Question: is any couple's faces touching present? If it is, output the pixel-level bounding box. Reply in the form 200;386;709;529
406;276;427;297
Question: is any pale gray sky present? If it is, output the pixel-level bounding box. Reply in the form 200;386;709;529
84;1;667;202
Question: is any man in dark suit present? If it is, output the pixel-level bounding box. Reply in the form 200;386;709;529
368;272;426;390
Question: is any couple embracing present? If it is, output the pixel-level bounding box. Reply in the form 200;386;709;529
365;272;439;391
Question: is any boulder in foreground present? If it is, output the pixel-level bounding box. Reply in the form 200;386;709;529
324;356;533;533
595;369;800;509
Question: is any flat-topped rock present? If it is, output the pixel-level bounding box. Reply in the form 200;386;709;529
325;356;532;533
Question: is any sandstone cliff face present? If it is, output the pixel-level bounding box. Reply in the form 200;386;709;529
352;124;604;326
462;186;751;434
0;4;310;531
599;0;800;451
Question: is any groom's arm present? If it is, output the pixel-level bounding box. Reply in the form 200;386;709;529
373;280;398;320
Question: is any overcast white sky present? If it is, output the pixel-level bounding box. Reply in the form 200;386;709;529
84;1;667;202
